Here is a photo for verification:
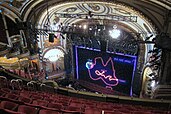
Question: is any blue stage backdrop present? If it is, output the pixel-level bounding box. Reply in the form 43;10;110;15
73;46;137;96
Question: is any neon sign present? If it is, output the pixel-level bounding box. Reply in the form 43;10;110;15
75;46;137;95
86;57;119;87
95;70;117;81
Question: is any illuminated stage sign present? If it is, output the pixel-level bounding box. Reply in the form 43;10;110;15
74;46;137;95
86;57;119;88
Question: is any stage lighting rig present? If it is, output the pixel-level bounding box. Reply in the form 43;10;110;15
54;13;137;22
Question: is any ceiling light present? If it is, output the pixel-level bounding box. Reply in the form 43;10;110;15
83;25;87;29
109;29;121;39
109;25;121;39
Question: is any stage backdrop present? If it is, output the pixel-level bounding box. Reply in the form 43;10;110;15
73;46;137;96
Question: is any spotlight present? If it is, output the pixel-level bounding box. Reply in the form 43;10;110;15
109;25;121;39
151;80;156;88
83;25;87;29
45;76;48;80
109;29;121;39
89;27;92;31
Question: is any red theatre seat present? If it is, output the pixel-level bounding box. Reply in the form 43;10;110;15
85;107;102;114
32;99;49;107
64;105;82;112
104;110;122;114
47;102;63;110
18;105;39;114
18;96;32;104
132;111;152;114
0;108;25;114
1;88;11;94
0;76;8;88
39;109;61;114
5;93;19;100
0;101;19;111
0;89;6;96
31;95;43;100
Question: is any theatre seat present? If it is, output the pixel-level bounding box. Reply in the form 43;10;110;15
18;96;32;104
18;105;39;114
84;107;102;114
47;102;63;110
104;111;122;114
20;91;30;97
0;108;25;114
44;98;56;103
132;111;152;114
65;106;82;112
0;89;6;96
1;88;11;94
31;95;43;100
0;101;19;111
39;109;60;114
5;93;19;100
32;99;49;107
0;76;8;88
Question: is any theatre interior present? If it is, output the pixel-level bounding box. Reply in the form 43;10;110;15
0;0;171;114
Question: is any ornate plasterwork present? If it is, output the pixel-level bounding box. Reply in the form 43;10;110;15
39;2;156;38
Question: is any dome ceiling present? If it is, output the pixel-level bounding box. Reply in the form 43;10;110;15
1;0;170;36
37;1;157;40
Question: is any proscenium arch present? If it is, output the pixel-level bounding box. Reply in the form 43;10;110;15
22;1;160;74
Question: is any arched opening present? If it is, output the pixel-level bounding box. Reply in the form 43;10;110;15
42;47;65;79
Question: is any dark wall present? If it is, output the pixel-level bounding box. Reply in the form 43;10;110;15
0;14;20;44
6;16;20;36
0;14;8;44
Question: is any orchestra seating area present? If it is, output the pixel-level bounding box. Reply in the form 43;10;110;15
0;75;170;114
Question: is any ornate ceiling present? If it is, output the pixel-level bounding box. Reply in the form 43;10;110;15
0;0;171;55
37;1;157;39
1;0;171;37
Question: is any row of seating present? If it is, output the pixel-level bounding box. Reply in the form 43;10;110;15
0;87;169;114
6;69;44;80
0;75;169;114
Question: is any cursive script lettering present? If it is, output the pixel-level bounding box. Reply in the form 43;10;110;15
88;57;119;86
95;70;118;81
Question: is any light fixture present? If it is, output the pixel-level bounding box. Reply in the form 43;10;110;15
150;80;156;88
109;25;121;39
89;27;92;31
86;59;94;69
83;25;87;29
